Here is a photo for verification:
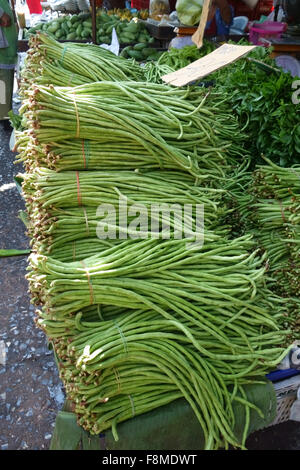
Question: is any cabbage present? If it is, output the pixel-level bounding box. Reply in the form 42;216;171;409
176;0;204;26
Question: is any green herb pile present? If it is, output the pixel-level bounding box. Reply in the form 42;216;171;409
212;47;300;167
157;42;216;70
147;43;299;167
143;42;216;83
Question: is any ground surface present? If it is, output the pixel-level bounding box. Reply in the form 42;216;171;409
0;123;65;451
0;122;300;451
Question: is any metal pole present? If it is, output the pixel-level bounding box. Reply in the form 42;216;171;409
10;0;19;30
90;0;97;44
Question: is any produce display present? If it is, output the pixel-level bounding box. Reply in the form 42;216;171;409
24;13;93;41
12;33;300;450
23;11;154;45
18;79;246;178
212;46;300;167
120;43;162;62
229;160;300;335
157;42;216;69
144;43;300;167
29;234;289;447
143;42;217;82
96;12;153;46
20;33;145;90
105;8;149;21
20;164;225;254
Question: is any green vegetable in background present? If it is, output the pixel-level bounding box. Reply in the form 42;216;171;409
143;42;216;83
24;12;153;45
47;21;60;34
176;0;204;25
66;32;76;40
157;42;216;70
127;49;143;60
120;45;131;57
134;42;148;51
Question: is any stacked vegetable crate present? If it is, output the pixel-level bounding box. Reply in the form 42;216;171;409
15;34;295;450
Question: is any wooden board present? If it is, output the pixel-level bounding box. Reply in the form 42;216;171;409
162;43;257;87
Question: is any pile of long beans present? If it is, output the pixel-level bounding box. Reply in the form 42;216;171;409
16;81;248;178
51;303;288;449
20;33;145;93
27;234;290;449
229;160;300;335
237;160;300;295
21;167;225;257
16;34;249;177
15;36;294;450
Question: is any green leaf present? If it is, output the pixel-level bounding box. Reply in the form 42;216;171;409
18;210;29;228
14;176;23;195
50;411;82;450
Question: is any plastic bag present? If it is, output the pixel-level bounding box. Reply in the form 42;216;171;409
149;0;170;20
15;0;29;28
175;0;204;26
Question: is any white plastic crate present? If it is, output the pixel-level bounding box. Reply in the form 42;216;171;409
269;375;300;426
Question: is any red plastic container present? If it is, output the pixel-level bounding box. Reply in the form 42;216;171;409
26;0;43;14
249;21;287;45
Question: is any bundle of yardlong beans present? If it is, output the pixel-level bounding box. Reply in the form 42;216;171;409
16;36;293;449
17;33;249;176
20;33;145;93
52;303;288;449
17;81;247;179
237;161;300;294
230;160;300;335
27;234;290;449
21;167;226;257
21;167;225;209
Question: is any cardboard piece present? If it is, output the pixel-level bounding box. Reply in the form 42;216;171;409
192;0;212;49
162;43;257;87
